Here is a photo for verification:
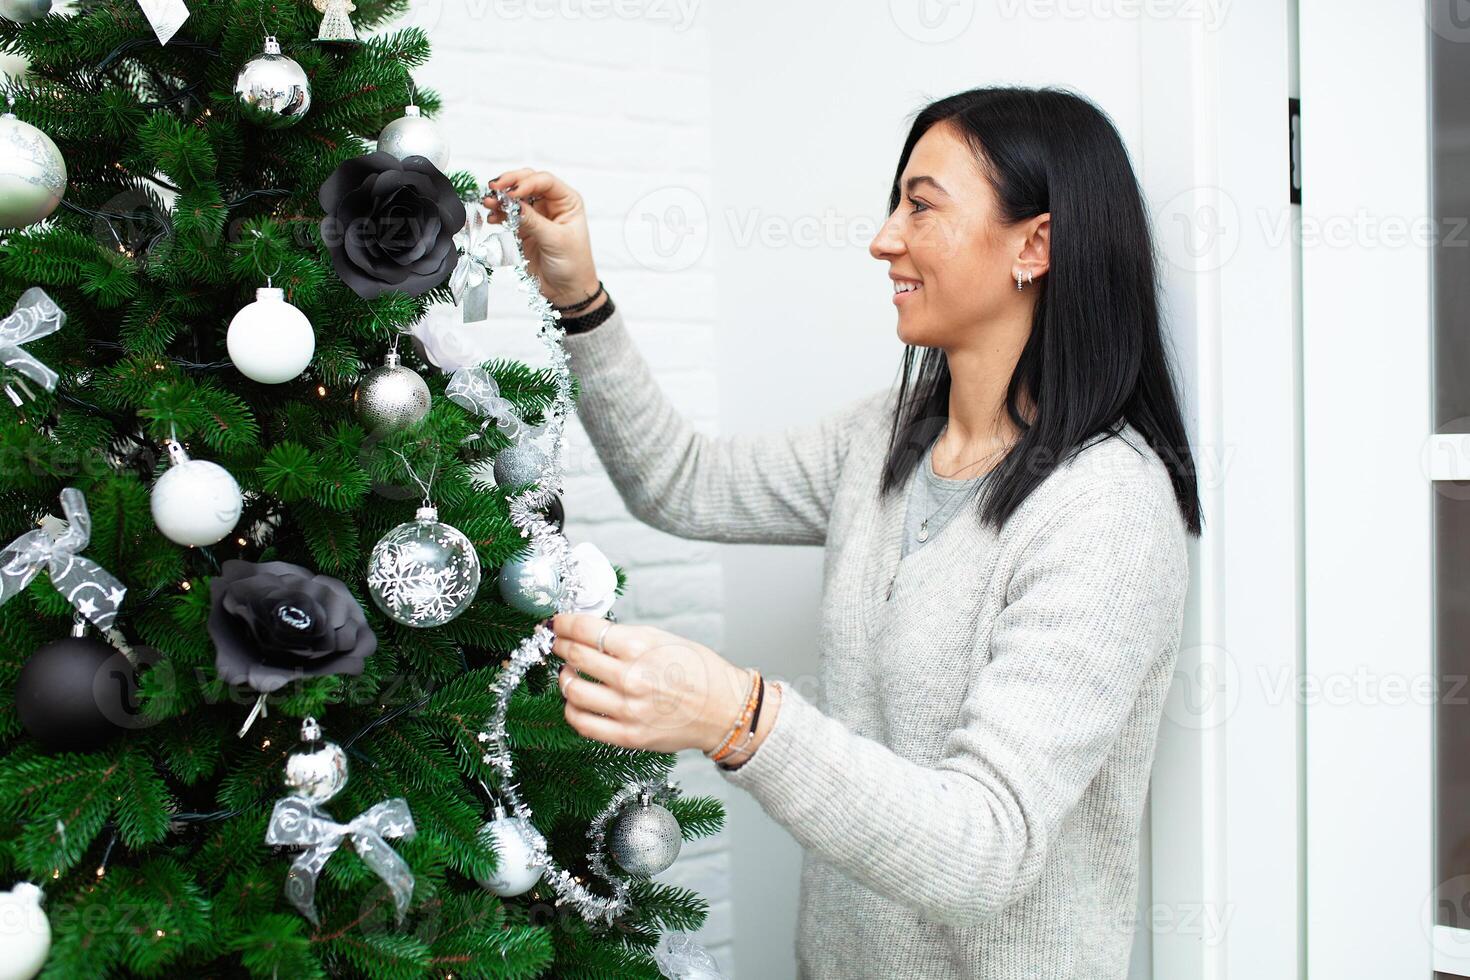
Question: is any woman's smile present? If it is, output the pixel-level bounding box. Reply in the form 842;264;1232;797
891;274;923;305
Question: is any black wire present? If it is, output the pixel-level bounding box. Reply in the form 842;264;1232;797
342;689;436;750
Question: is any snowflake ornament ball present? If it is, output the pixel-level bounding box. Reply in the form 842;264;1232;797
366;506;481;628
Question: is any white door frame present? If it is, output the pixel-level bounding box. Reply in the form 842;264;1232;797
1299;2;1434;978
1140;1;1304;977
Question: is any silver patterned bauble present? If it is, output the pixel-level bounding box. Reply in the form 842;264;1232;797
492;443;547;489
354;349;431;435
284;718;349;805
0;110;65;230
495;546;560;617
234;36;312;128
0;0;50;23
608;797;682;877
367;505;482;628
475;807;545;897
377;105;449;173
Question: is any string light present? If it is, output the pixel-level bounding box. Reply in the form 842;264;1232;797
95;866;104;877
179;580;191;592
316;385;327;397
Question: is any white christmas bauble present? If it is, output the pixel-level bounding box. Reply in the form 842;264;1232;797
408;309;500;374
377;105;449;172
234;36;311;128
475;811;544;897
0;111;65;229
227;286;315;383
566;541;618;619
366;506;482;628
0;0;50;24
496;545;560;617
0;882;50;980
151;444;243;547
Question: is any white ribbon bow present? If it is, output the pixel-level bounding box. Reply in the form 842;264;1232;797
0;287;65;403
450;206;518;322
0;488;127;630
265;796;417;926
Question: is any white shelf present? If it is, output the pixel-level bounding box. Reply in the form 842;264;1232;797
1427;434;1470;481
1434;925;1470;976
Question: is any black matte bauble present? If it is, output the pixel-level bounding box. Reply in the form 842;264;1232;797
536;494;564;533
15;636;137;752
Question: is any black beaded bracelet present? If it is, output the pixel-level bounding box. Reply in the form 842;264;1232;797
559;292;616;335
551;280;605;314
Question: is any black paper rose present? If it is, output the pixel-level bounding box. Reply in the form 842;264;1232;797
208;559;378;694
318;150;466;300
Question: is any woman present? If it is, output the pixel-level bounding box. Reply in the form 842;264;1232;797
486;85;1200;979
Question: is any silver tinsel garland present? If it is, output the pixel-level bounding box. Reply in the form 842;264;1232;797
468;188;682;926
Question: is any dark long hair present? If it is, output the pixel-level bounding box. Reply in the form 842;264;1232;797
879;86;1202;537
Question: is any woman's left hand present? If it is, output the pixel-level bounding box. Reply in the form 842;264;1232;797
549;612;752;754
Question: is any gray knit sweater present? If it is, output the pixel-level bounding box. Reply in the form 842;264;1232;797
561;307;1191;979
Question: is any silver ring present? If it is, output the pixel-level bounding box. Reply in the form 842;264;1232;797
559;671;573;698
596;621;613;656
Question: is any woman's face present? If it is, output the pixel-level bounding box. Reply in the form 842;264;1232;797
869;120;1049;350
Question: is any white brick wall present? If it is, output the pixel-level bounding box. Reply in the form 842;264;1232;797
413;5;738;974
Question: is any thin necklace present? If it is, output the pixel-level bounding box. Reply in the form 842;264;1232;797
914;429;1011;542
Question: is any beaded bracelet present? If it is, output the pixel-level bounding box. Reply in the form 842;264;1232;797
716;674;770;771
705;668;761;764
551;279;605;314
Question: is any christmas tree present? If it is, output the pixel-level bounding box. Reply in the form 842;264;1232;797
0;2;723;977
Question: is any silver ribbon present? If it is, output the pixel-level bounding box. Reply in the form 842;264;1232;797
449;206;517;323
136;0;189;45
0;287;65;395
0;488;127;630
446;367;526;443
265;796;417;926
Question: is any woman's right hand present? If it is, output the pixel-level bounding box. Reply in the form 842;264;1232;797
484;169;603;310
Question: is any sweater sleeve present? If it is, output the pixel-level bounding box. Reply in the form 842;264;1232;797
716;474;1190;928
561;305;892;545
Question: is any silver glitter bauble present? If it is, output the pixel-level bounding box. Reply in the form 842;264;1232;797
0;0;50;23
367;505;482;628
492;444;547;489
355;350;431;435
284;718;349;805
496;546;560;617
0;110;64;230
608;798;682;877
377;105;449;172
234;36;312;128
475;808;544;897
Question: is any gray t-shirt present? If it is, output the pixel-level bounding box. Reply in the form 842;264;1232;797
901;450;987;559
